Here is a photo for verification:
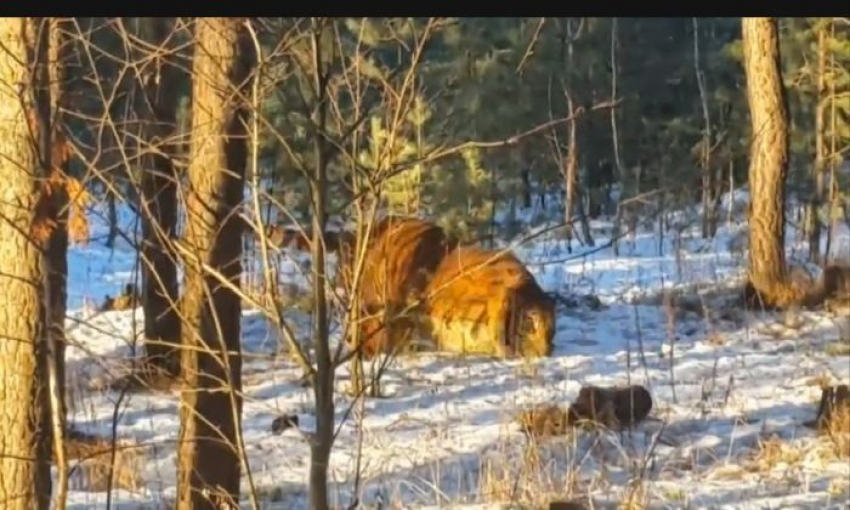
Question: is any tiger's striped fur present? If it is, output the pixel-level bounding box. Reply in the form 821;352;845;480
423;246;555;358
336;216;458;358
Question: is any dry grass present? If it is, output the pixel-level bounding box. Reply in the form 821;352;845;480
705;332;727;346
805;374;834;388
516;405;571;439
821;406;850;459
478;442;583;508
476;403;664;509
476;434;661;510
748;426;850;477
805;384;850;459
619;488;648;510
749;435;805;472
62;429;146;493
824;339;850;357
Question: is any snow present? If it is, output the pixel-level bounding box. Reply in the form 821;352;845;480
60;193;850;509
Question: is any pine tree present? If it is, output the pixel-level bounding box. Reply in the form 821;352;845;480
177;17;255;508
0;16;53;509
137;17;184;377
742;17;794;306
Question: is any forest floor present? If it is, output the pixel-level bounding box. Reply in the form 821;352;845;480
60;191;850;509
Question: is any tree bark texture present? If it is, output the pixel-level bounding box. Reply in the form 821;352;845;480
0;16;53;510
138;17;183;375
742;17;793;303
177;17;254;509
309;20;333;510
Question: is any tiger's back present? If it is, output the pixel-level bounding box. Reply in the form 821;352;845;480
337;216;458;357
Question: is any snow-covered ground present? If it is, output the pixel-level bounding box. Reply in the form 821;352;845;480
61;190;850;509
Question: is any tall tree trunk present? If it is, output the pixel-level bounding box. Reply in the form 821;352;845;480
807;20;829;264
309;19;334;510
563;90;578;249
560;18;576;249
557;18;593;249
694;18;718;239
139;17;182;376
47;17;71;424
824;21;838;262
0;16;53;509
610;17;626;257
178;17;255;509
47;17;73;507
742;17;793;305
609;18;624;180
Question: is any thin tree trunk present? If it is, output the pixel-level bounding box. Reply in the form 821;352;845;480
561;18;576;249
521;169;532;209
609;18;624;187
694;18;717;239
610;17;625;256
564;91;578;247
177;17;255;509
808;20;829;264
309;19;334;510
727;158;735;225
557;18;593;248
139;17;182;376
47;17;73;508
46;15;71;422
0;16;53;510
348;157;366;398
106;186;119;248
742;17;793;305
824;21;838;262
489;163;498;249
562;92;595;248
